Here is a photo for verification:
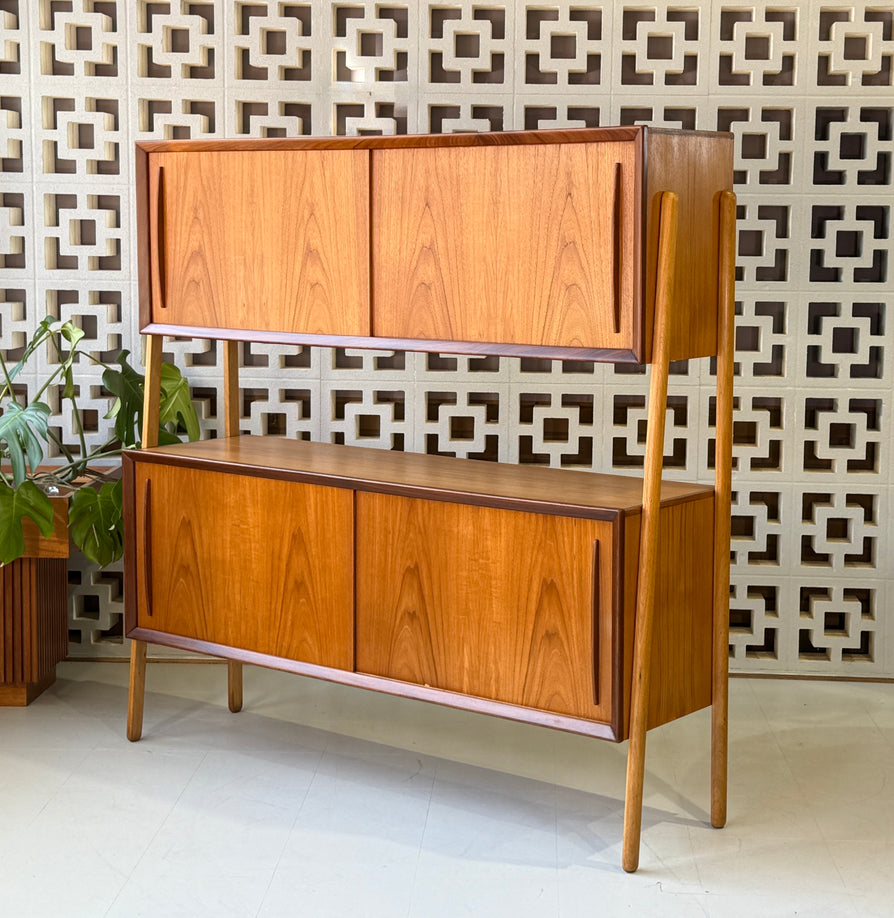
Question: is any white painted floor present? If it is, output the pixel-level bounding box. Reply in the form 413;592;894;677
1;662;892;918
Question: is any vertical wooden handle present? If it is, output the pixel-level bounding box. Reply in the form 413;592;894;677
591;539;600;706
150;165;166;310
612;162;623;335
142;477;153;618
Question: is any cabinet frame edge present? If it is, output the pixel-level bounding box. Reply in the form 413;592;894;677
123;624;624;742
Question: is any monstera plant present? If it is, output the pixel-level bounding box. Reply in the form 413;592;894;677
0;317;199;566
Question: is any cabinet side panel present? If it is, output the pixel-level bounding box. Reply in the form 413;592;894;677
644;133;734;361
355;492;617;723
152;150;369;337
650;495;715;726
621;496;715;735
371;142;638;351
133;464;354;670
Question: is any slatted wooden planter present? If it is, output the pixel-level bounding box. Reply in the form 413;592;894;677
0;499;70;705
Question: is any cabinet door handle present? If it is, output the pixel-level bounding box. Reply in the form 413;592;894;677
612;162;622;335
150;165;166;310
142;477;153;617
591;539;600;705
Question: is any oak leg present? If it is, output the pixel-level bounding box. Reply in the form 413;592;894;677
621;191;678;873
141;335;163;447
711;190;737;829
228;660;244;713
711;693;728;827
127;335;161;743
127;639;148;742
623;489;665;871
623;716;649;872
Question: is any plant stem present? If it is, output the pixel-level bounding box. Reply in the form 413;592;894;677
0;350;15;402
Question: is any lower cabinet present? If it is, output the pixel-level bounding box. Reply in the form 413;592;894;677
131;462;354;670
124;438;715;740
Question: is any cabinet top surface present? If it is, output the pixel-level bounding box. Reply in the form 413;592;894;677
137;125;732;154
128;436;713;517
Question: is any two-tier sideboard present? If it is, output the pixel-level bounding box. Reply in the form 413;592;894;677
123;126;736;872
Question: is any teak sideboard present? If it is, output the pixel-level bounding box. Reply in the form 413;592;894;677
123;126;736;873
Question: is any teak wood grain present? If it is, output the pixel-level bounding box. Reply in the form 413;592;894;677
617;497;715;735
633;499;714;729
643;131;734;362
147;149;369;336
133;463;354;670
355;492;615;722
122;437;715;738
127;435;713;518
371;142;638;351
136;127;646;153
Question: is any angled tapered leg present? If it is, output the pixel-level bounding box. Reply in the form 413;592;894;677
711;190;737;829
126;335;164;742
127;639;148;741
622;192;678;873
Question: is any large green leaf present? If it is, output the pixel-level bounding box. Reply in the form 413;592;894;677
159;362;201;442
103;352;200;446
0;480;55;565
69;479;123;567
102;351;144;448
0;402;52;486
0;320;199;571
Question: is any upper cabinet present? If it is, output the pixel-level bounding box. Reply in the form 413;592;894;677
135;128;732;362
139;148;370;338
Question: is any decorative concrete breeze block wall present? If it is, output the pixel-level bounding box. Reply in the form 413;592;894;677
0;0;891;676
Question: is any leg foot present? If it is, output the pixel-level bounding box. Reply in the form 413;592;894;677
622;728;647;872
711;697;728;828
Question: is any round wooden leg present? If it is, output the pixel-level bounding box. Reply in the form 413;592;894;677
127;639;148;742
228;660;243;713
